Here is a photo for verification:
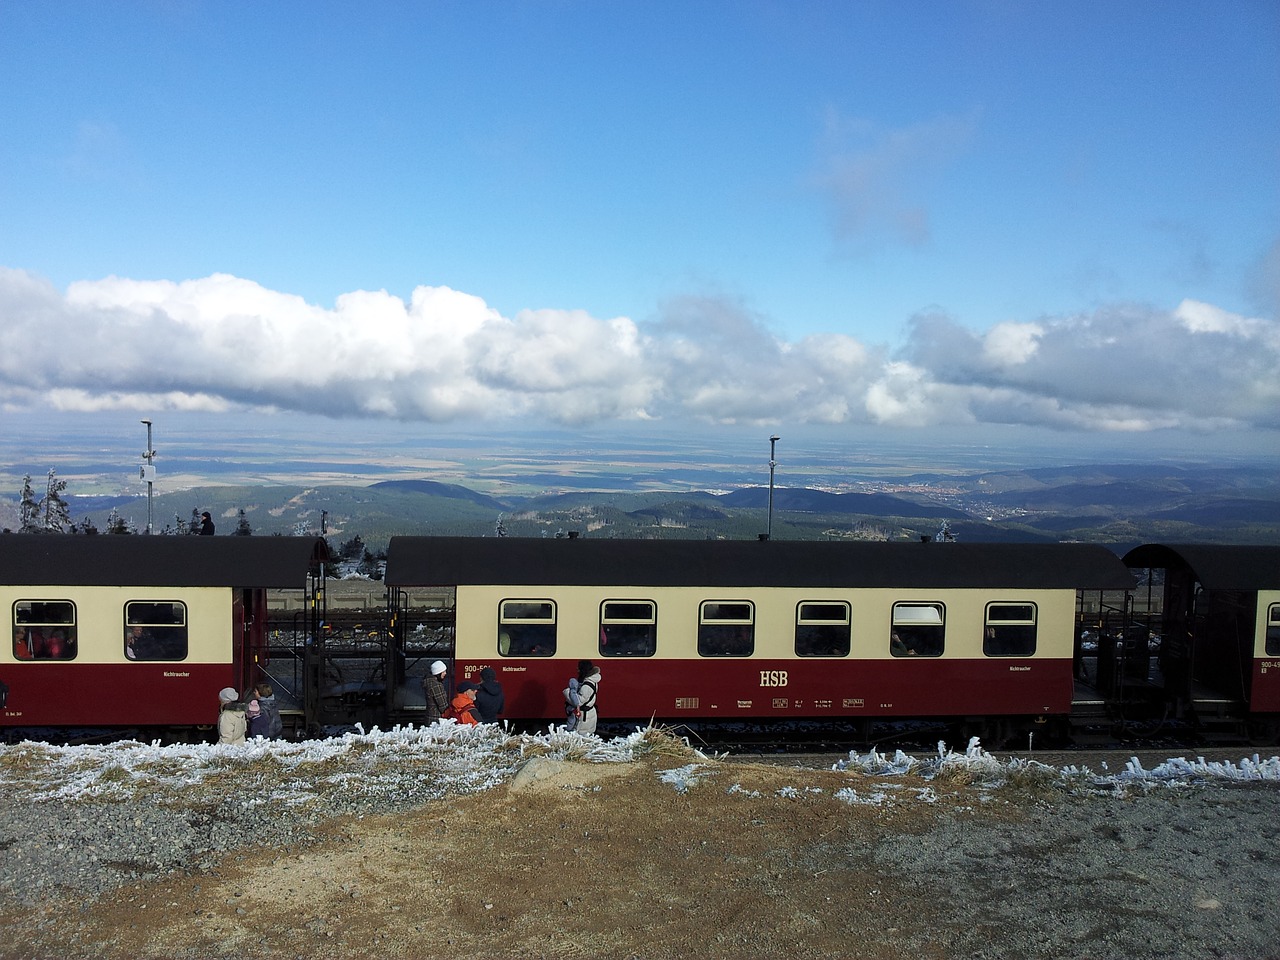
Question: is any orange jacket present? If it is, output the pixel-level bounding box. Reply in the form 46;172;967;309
447;692;480;725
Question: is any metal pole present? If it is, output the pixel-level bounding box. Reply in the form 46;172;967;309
768;434;780;539
141;419;154;535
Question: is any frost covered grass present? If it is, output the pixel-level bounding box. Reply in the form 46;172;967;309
2;726;1278;812
834;736;1280;799
0;722;693;808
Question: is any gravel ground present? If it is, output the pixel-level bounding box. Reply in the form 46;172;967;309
870;785;1280;959
1;732;1278;959
3;794;337;905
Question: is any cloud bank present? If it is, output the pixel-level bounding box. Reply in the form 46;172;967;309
1;268;1276;434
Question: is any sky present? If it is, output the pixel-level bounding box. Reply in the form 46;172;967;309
1;1;1278;467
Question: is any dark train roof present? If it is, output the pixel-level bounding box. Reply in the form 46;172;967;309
0;535;329;588
1122;543;1280;591
386;536;1135;590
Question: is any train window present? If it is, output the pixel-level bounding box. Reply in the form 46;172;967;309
1267;604;1280;656
983;603;1037;657
795;602;851;657
599;600;656;658
124;601;189;661
890;602;944;657
698;601;754;657
498;600;557;657
12;600;78;661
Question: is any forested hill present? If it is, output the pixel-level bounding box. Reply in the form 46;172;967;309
19;460;1278;548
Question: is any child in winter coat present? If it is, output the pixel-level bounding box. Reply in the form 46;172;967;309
563;677;581;731
245;698;269;738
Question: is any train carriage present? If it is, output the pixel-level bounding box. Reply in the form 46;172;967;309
1;536;327;731
9;532;1277;746
386;536;1135;739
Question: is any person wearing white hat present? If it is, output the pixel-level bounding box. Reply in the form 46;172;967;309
423;659;450;724
216;686;246;745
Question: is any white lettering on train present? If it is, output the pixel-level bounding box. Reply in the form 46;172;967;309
759;670;788;687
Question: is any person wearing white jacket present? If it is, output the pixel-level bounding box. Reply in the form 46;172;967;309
216;687;246;744
575;660;601;736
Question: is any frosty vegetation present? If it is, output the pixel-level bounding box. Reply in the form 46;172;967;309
2;725;1277;810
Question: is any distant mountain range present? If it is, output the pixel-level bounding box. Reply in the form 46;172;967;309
11;460;1275;547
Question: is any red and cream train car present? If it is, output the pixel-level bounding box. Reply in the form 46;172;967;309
1;536;325;730
386;536;1135;738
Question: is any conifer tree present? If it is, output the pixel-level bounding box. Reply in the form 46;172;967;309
18;475;40;533
106;507;133;534
234;508;252;536
340;534;365;560
39;469;70;533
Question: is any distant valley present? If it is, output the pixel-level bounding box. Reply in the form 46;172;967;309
21;460;1280;548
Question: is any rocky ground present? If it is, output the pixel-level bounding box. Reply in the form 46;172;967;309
0;728;1277;960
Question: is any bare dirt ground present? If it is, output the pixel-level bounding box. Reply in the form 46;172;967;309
2;746;1277;960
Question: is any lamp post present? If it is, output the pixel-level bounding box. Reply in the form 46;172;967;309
767;434;780;540
140;419;155;534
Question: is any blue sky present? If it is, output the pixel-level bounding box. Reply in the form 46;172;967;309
1;1;1278;469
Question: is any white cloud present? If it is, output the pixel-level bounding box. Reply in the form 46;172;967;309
1;268;1277;434
901;302;1280;431
1174;299;1275;342
982;321;1043;365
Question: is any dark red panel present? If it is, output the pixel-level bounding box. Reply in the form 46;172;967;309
458;657;1075;723
0;663;236;727
1253;660;1280;713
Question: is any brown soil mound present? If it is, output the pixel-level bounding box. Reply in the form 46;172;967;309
5;744;1276;960
3;754;980;960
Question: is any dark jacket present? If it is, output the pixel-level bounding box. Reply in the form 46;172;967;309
247;706;270;739
256;693;283;739
475;668;505;723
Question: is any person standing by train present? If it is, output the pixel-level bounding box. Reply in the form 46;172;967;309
423;660;450;724
447;681;482;726
575;660;601;736
245;698;268;738
252;680;283;739
217;687;246;744
474;666;504;723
